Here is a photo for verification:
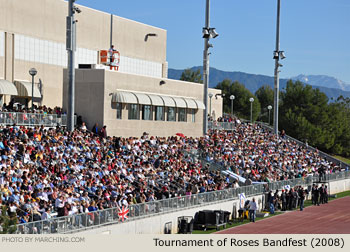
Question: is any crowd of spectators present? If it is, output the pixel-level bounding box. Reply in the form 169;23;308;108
1;99;64;115
0;115;345;228
200;117;342;185
0;125;231;226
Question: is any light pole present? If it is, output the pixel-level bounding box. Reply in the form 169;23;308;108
273;0;285;136
267;105;272;125
202;0;219;135
215;93;225;118
249;97;254;123
67;0;81;132
29;68;37;112
208;93;213;119
230;95;235;117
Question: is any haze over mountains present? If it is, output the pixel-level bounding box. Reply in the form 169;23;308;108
292;74;350;92
168;66;350;100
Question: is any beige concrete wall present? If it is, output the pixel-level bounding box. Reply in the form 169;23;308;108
1;32;15;104
65;69;222;138
63;69;105;129
208;89;223;120
4;32;14;82
0;0;167;107
111;16;167;63
329;178;350;194
0;0;166;62
14;60;63;107
77;195;264;234
0;56;3;78
103;70;205;137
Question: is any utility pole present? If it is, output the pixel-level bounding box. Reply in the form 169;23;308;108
202;0;210;136
202;0;218;135
273;0;283;136
66;0;81;131
110;14;113;48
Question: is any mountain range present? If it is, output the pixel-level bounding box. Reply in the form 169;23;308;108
168;66;350;100
291;74;350;92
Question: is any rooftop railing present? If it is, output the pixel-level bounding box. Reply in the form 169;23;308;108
0;112;67;127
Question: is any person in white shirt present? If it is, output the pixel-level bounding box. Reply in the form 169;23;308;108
248;197;258;222
80;122;87;133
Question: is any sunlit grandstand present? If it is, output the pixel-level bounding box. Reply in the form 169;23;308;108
0;0;349;235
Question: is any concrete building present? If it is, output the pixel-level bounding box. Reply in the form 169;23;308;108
0;0;222;137
63;69;222;137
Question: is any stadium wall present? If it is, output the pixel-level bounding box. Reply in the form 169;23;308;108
77;195;264;235
328;178;350;194
0;0;167;107
0;0;224;124
63;69;223;137
76;178;350;234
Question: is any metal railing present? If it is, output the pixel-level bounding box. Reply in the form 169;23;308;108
0;112;67;127
208;121;236;131
14;170;350;234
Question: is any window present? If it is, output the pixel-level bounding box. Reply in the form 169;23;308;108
178;108;186;122
116;103;122;119
142;105;152;120
191;109;196;123
167;107;176;122
128;104;139;120
155;106;164;121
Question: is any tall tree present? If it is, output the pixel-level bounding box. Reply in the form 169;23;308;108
0;206;17;234
180;68;203;83
216;79;261;121
255;85;274;123
279;80;350;157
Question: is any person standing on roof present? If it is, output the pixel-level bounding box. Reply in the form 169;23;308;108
109;45;116;61
108;45;118;71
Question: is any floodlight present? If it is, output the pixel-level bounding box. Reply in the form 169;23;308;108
280;51;286;59
202;28;210;38
209;28;219;38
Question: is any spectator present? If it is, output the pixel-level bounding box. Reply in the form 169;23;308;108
0;117;343;226
248;198;257;222
80;122;87;133
91;123;99;135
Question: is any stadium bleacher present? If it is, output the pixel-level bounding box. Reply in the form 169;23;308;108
0;114;345;232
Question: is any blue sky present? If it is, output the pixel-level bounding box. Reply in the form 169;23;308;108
79;0;350;83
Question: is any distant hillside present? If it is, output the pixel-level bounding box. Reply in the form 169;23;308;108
168;67;350;100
